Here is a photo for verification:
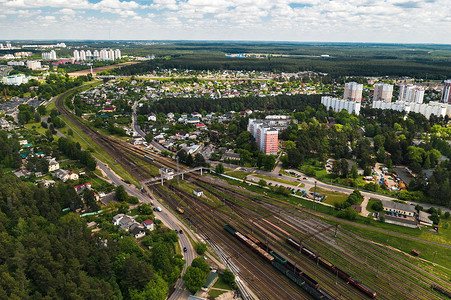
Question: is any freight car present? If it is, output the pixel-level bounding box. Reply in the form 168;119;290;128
286;237;376;298
224;225;334;299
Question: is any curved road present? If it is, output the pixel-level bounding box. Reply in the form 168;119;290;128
96;160;194;299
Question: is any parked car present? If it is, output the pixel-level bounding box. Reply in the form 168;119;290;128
183;247;187;252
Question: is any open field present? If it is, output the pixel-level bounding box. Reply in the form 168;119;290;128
67;61;140;77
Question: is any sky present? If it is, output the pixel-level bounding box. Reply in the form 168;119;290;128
0;0;450;43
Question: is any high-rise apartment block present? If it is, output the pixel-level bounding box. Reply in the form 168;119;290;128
248;119;280;155
398;84;424;103
42;50;57;60
343;82;363;102
115;49;121;60
73;50;80;61
442;80;451;104
373;83;393;102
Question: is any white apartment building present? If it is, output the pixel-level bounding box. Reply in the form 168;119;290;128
42;50;57;60
373;83;393;102
108;49;115;60
398;84;425;103
442;79;451;104
99;49;108;60
7;61;25;66
343;82;363;102
2;74;28;85
73;50;80;61
27;61;41;70
321;96;361;115
79;50;86;60
115;49;121;60
372;100;451;119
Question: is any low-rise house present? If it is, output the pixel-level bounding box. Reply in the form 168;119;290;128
74;183;92;194
418;211;433;226
185;117;200;124
381;200;415;217
69;172;79;181
223;151;240;161
148;113;157;122
129;223;146;239
54;169;69;182
142;219;154;231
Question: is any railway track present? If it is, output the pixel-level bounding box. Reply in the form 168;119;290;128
55;84;451;300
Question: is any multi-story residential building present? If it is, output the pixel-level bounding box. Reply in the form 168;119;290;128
373;83;393;102
321;96;361;115
99;49;108;60
248;119;279;155
398;84;424;103
442;79;451;104
73;50;80;61
343;82;363;102
372;100;451;119
2;74;28;85
108;49;115;60
79;50;86;60
26;60;41;70
42;50;57;60
115;49;121;60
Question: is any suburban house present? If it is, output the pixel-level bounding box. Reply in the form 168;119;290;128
54;169;69;182
129;223;146;239
74;183;92;194
49;158;60;172
193;189;203;197
142;219;154;231
113;214;148;238
69;172;79;181
148;113;157;122
223;151;241;161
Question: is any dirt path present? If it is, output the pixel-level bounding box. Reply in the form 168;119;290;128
360;196;371;217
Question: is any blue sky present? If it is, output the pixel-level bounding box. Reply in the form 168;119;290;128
0;0;450;43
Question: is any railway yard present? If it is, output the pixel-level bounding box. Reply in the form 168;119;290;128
55;88;451;299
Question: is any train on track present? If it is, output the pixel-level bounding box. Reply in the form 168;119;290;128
286;238;377;298
224;224;334;300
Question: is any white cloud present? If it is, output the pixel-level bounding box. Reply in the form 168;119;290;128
58;8;77;15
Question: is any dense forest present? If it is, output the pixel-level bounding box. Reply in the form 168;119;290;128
138;94;321;115
113;54;451;79
0;173;183;299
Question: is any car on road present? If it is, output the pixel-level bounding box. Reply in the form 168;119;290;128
183;247;187;252
179;230;183;234
155;207;162;212
303;177;307;180
279;173;282;176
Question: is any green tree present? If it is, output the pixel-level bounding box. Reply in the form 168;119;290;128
194;242;207;255
215;163;224;174
183;267;206;293
145;133;154;143
372;200;383;211
351;164;358;179
222;269;235;286
258;179;267;187
115;185;129;202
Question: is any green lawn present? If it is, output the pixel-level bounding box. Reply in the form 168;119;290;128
310;187;349;205
226;171;252;179
212;274;233;290
208;289;226;298
254;174;305;187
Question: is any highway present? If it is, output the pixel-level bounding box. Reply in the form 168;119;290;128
96;159;194;299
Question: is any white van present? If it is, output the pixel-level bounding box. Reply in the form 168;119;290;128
156;207;162;212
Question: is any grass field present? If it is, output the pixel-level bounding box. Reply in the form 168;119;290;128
310;186;349;205
225;170;252;179
254;174;306;187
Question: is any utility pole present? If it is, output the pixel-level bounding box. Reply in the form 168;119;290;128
176;156;180;185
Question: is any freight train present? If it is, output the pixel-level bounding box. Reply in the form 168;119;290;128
224;224;334;300
286;238;377;298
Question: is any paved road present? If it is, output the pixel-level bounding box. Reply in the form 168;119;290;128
131;101;166;152
96;160;194;299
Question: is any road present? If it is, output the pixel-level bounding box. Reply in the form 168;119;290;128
131;101;167;152
218;163;451;214
96;159;194;299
